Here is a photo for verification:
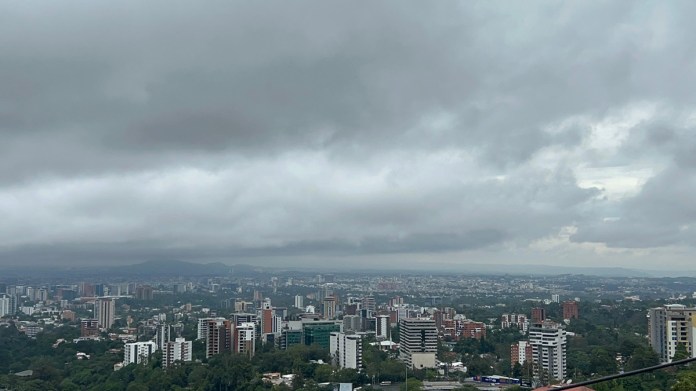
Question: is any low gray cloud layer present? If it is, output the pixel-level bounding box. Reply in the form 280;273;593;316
1;1;695;269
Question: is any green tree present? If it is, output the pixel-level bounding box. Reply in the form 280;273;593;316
673;371;696;391
673;343;690;362
400;378;423;391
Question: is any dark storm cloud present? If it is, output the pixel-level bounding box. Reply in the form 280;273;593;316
1;1;696;267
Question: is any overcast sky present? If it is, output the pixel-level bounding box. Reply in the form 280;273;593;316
1;1;695;271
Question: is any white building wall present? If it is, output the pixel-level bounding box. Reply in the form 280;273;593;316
163;338;192;367
124;341;157;364
0;296;10;318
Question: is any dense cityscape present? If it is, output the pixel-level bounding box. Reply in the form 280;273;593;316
2;261;696;390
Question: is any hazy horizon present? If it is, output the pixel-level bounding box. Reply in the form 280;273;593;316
1;2;696;270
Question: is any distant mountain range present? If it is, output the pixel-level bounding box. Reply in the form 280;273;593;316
2;259;693;278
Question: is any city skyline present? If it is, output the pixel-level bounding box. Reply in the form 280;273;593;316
1;2;696;270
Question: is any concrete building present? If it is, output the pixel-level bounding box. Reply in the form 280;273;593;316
135;285;154;300
206;319;233;358
376;315;390;339
80;319;100;337
531;307;546;325
232;313;257;326
303;319;342;350
163;338;192;367
343;315;362;332
124;341;157;364
156;324;171;350
529;321;567;381
648;305;696;363
399;318;437;369
0;295;11;318
502;313;529;332
323;296;337;320
197;317;226;340
235;322;256;357
330;332;363;370
95;298;115;329
562;301;579;320
511;340;533;366
294;295;304;309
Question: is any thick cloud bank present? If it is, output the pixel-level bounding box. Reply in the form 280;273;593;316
1;1;695;269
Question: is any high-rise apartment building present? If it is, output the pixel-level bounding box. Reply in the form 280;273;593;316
376;315;390;339
511;340;533;366
323;296;337;320
343;315;362;333
330;332;363;370
156;324;171;350
399;318;437;369
648;305;696;363
232;313;257;326
80;319;100;337
362;296;376;315
163;338;193;368
562;301;579;320
95;298;115;329
0;295;11;318
294;295;304;309
197;317;226;340
261;308;274;334
124;341;157;364
135;285;154;300
529;321;567;381
235;322;256;357
206;319;233;358
531;307;546;325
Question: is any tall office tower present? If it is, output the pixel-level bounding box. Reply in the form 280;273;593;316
529;321;567;381
162;338;192;367
261;308;274;334
323;296;337;320
362;296;376;314
95;298;115;329
80;283;95;297
375;315;391;339
94;284;105;297
0;295;10;318
294;295;304;309
648;305;696;363
37;288;48;302
156;324;171;350
232;313;257;326
80;319;100;337
25;287;36;301
124;341;158;364
3;293;17;316
399;318;437;369
511;340;533;366
551;294;560;303
303;319;342;350
562;301;579;320
343;315;362;332
197;317;226;340
135;285;154;300
531;307;546;325
206;319;233;358
262;298;272;309
235;322;256;357
330;332;363;370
